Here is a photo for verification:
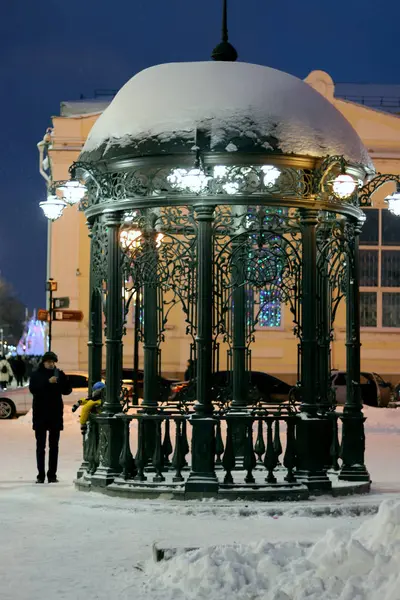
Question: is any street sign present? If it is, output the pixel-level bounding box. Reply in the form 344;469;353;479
53;297;70;309
46;280;58;292
37;309;50;322
52;310;83;322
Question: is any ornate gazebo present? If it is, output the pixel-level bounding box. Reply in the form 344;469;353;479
50;8;386;499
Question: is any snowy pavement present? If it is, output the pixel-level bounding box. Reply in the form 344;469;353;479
1;406;400;599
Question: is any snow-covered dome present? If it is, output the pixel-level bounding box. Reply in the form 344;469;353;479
80;61;372;169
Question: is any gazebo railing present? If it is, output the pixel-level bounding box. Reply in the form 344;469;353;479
109;410;341;489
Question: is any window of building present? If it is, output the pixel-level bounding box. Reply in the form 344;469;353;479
246;288;282;329
258;289;282;328
360;208;400;328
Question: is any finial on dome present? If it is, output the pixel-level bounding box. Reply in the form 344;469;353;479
211;0;238;62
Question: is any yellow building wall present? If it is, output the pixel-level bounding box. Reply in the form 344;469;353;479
48;72;400;384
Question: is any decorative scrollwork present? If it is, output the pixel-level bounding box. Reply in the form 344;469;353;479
121;206;198;348
91;217;108;289
212;205;302;370
317;215;348;329
72;162;339;209
358;173;400;207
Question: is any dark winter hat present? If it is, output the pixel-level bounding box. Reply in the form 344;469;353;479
41;351;58;363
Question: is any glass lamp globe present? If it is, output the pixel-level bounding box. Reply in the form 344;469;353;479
57;181;87;205
39;195;67;221
120;229;142;250
385;191;400;217
261;165;280;187
332;174;356;199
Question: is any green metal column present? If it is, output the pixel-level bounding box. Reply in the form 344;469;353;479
77;219;103;480
231;212;248;410
230;208;248;466
91;211;123;487
186;204;218;494
316;220;335;470
296;209;332;492
87;219;103;392
102;212;123;414
300;209;319;412
141;219;159;412
316;222;332;407
194;205;214;414
339;220;370;483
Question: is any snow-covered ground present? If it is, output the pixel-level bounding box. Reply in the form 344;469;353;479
1;406;400;600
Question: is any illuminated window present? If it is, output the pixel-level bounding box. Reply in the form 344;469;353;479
258;289;282;328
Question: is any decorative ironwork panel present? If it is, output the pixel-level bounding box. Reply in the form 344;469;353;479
212;205;302;403
91;217;108;289
316;216;349;329
121;206;198;347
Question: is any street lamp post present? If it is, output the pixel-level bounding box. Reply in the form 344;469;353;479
45;278;57;352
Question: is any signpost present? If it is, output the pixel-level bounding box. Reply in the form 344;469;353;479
38;309;49;322
52;310;83;322
43;280;81;350
53;297;70;309
46;279;57;351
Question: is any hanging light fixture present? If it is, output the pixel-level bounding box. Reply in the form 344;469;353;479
332;174;357;199
56;180;87;205
385;183;400;217
39;194;67;221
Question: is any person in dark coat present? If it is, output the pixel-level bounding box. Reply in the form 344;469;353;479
29;351;72;483
184;358;196;381
13;355;26;387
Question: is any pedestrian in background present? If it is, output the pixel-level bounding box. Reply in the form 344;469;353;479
0;356;13;389
13;355;26;387
29;351;72;483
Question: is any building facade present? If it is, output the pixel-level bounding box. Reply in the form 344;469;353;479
44;70;400;383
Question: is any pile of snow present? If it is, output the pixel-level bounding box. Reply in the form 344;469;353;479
146;499;400;600
363;405;400;433
82;61;372;168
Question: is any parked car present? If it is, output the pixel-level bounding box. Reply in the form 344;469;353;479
0;387;31;419
331;370;393;407
116;369;180;405
170;370;294;407
393;382;400;404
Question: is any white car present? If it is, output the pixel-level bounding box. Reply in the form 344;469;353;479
0;372;89;419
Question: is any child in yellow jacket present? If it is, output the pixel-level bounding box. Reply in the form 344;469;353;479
71;381;105;430
80;381;105;427
73;381;105;474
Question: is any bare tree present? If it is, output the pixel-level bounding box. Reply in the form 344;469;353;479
0;278;26;347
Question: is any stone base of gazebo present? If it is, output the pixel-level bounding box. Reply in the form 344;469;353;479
74;467;371;501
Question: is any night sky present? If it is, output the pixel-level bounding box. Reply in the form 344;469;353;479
2;0;400;311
